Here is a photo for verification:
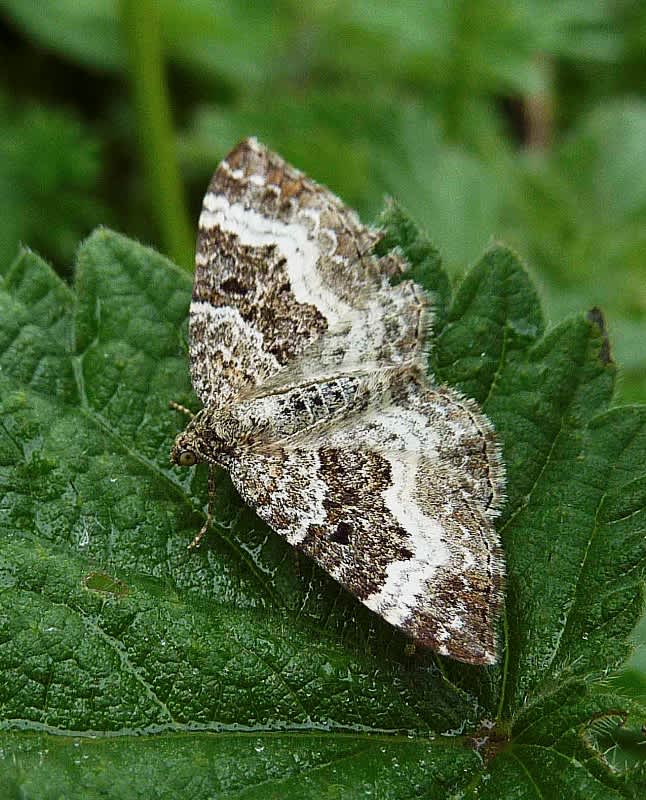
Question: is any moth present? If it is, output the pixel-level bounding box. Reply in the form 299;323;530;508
171;138;505;665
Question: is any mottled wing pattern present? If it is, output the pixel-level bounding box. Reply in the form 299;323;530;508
240;283;431;400
191;137;427;407
227;377;505;664
186;138;507;665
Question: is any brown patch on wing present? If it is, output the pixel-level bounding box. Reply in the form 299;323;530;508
227;442;503;665
400;380;506;518
404;547;503;665
403;470;504;665
209;139;407;306
227;444;414;603
195;226;327;365
300;448;413;601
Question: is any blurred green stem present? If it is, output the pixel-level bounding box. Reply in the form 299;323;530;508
119;0;193;270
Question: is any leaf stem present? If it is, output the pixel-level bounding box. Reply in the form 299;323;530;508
119;0;193;270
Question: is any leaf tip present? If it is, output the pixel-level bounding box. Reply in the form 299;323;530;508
586;307;613;366
483;239;530;272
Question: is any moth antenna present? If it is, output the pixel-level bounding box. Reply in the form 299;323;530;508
169;400;195;418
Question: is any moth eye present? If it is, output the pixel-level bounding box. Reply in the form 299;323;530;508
178;450;197;467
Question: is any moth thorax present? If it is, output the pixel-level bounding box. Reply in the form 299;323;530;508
211;407;259;445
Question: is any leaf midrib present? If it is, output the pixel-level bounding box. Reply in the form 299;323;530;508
496;322;604;719
0;719;457;740
546;411;646;689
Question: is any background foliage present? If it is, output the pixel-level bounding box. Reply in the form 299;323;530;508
0;0;645;792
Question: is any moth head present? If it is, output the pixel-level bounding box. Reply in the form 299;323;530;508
170;407;253;469
170;410;211;466
170;433;201;468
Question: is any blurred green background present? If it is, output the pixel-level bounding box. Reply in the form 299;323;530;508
1;0;645;683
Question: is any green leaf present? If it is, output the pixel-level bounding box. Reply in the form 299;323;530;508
0;97;106;273
1;218;644;797
0;730;479;800
375;199;450;332
0;0;296;86
503;99;646;405
1;0;620;91
180;91;406;225
376;107;509;272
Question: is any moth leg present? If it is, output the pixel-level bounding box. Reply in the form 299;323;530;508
188;466;217;550
169;400;195;418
